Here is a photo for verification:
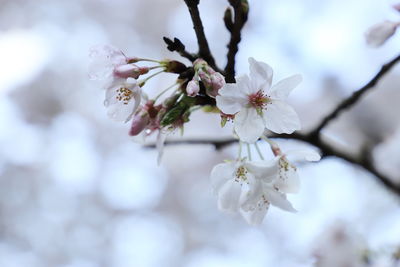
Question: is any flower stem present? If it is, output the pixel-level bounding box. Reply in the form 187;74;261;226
261;135;281;156
238;141;243;158
154;82;179;102
139;70;164;86
254;142;264;160
246;143;252;161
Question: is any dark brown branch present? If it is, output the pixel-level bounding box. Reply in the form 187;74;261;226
163;37;196;62
224;0;249;83
183;0;217;69
311;53;400;137
146;132;400;196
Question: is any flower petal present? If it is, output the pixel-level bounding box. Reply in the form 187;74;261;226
276;161;300;194
217;180;242;212
285;149;321;162
210;162;235;193
216;83;247;114
245;159;279;182
269;74;302;100
234;108;265;143
248;57;273;93
240;200;269;225
264;186;296;212
264;100;301;134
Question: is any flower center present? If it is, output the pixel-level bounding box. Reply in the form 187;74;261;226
248;90;269;109
116;87;133;105
235;166;248;183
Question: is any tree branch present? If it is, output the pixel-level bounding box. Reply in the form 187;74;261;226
163;37;196;62
311;54;400;137
224;0;249;83
146;132;400;196
183;0;217;70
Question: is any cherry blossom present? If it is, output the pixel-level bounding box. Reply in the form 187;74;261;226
239;149;320;225
216;57;302;143
210;158;278;213
104;77;142;122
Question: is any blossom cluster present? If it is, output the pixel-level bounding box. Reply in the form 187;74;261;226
89;45;320;224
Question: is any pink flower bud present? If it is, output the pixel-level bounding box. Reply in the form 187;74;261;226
186;80;200;97
114;64;149;79
365;20;399;47
207;72;225;97
129;109;150;136
198;69;211;85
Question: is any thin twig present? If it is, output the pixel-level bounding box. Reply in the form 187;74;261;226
311;54;400;137
163;37;196;62
183;0;217;70
224;0;249;83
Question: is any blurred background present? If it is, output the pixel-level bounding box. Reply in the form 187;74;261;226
0;0;400;266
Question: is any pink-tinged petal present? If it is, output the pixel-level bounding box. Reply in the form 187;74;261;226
234;107;265;143
88;45;126;80
240;200;269;225
210;162;235;193
245;159;279;182
365;21;399;47
275;161;300;194
248;57;273;93
264;186;296;212
269;74;302;100
217;180;242;212
264;100;301;134
285;149;321;162
156;130;167;165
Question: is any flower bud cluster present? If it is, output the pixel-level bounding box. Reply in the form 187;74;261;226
185;59;225;98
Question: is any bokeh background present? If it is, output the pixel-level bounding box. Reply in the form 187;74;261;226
0;0;400;266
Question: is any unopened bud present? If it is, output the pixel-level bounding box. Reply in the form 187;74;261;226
114;64;149;79
365;20;399;47
198;69;212;85
207;72;225;97
186;80;200;97
129;109;150;136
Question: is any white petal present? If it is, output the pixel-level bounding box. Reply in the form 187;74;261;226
217;180;242;212
248;57;273;93
216;83;247;114
210;162;235;193
156;130;167;165
269;74;302;100
264;186;296;212
234;108;265;143
275;161;300;194
285;149;321;162
264;100;301;134
240;200;269;225
244;159;279;182
235;75;255;95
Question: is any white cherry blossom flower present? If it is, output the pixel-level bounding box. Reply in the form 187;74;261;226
210;158;278;213
216;57;302;143
104;78;142;122
240;149;320;225
365;21;400;47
